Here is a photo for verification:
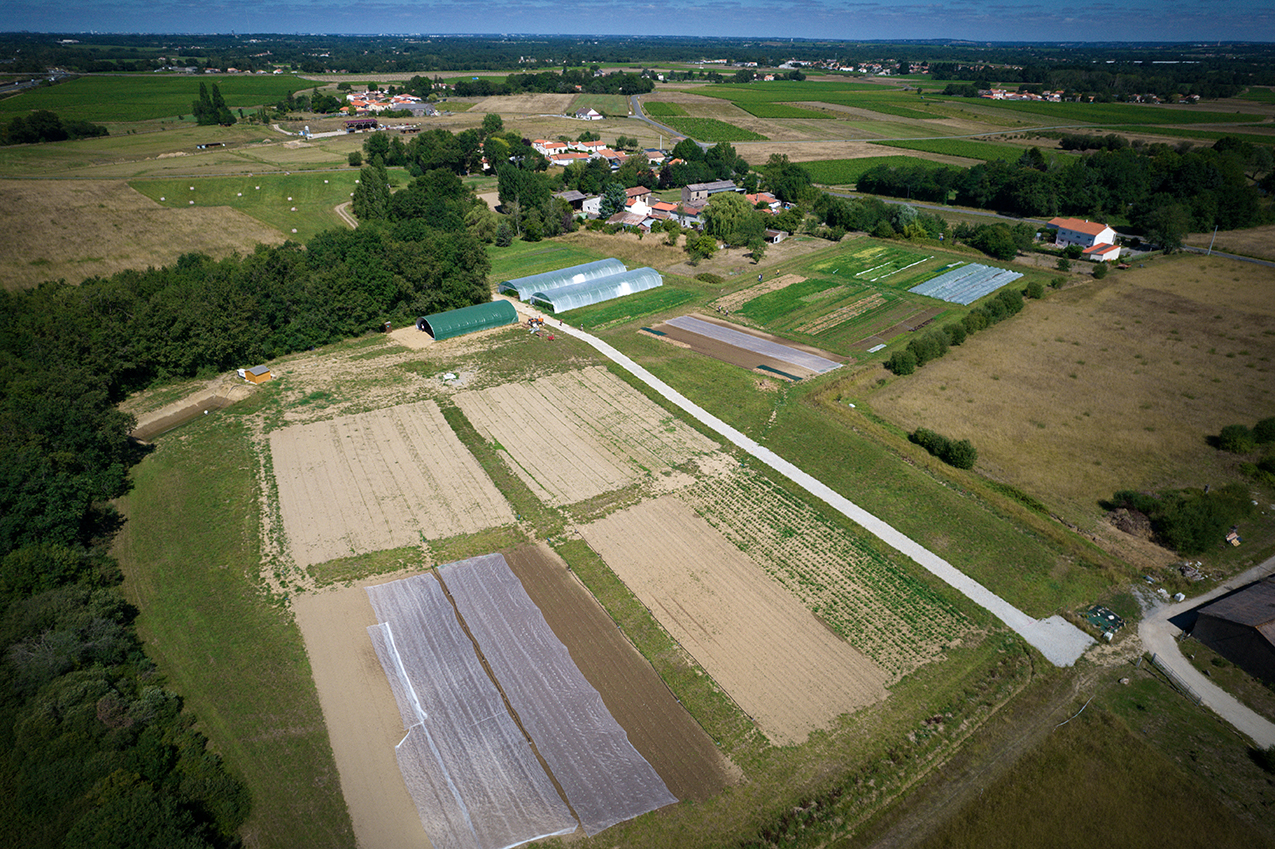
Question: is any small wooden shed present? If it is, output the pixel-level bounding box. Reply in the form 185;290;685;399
239;365;273;384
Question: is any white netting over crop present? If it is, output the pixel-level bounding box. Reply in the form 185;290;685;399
366;576;576;849
908;263;1023;305
442;554;677;836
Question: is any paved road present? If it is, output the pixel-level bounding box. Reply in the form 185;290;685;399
1138;557;1275;747
503;298;1093;667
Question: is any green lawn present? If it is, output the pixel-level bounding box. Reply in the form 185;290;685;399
571;93;629;116
642;102;687;117
129;169;369;241
486;240;605;284
0;73;313;122
115;410;356;849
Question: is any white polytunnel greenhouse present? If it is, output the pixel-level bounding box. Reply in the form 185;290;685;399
497;258;627;301
528;267;663;313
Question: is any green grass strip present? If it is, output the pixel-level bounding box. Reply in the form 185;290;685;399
660;116;767;142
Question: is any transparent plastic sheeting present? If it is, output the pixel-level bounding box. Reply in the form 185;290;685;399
908;264;1023;305
497;258;627;301
666;315;842;374
366;576;576;849
442;554;677;836
527;267;663;314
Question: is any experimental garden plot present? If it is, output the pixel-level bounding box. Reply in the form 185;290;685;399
269;400;514;567
454;366;717;505
366;555;674;849
580;497;890;745
909;263;1024;305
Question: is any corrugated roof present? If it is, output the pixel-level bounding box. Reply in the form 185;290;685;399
1198;577;1275;629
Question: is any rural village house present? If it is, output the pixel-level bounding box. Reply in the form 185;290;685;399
1047;217;1121;262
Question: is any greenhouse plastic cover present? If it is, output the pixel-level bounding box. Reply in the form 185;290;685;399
442;554;676;835
418;300;518;341
497;258;626;300
528;267;663;313
666;315;842;373
908;263;1023;305
366;575;576;849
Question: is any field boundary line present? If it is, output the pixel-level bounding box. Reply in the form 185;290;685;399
529;306;1094;667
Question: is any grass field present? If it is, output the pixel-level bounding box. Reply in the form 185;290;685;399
570;93;629;116
114;410;356;849
129;170;365;241
659;116;768;142
642;101;688;117
735;102;833;119
864;252;1275;539
487;239;607;282
935;95;1265;126
803;155;953;186
0;74;313;122
870;137;1022;161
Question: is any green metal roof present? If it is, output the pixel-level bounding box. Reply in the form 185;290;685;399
417;300;518;341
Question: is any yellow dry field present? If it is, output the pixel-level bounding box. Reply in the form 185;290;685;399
269;400;513;568
1185;224;1275;262
470;93;576;114
0;180;285;290
453;366;717;506
580;497;889;746
866;254;1275;526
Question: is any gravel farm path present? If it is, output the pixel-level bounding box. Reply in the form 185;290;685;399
502;298;1094;667
1138;556;1275;748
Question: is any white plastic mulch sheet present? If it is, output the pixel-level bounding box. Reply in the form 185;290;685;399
441;554;677;836
666;315;842;373
366;575;576;849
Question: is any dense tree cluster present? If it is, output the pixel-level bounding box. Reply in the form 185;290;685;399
190;82;234;126
453;68;654;97
658;139;751;189
909;428;978;469
1108;485;1253;555
857;138;1270;243
0;109;108;145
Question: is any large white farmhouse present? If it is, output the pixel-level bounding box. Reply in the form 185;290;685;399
1047;217;1117;250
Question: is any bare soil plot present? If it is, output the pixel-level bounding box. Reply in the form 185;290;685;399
503;543;740;801
579;497;889;746
679;470;970;678
866;255;1275;527
292;587;430;849
269;400;513;567
453;366;717;506
0;179;284;290
650;313;845;379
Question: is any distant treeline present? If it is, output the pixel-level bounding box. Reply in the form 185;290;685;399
0;109;107;145
855;136;1272;246
929;60;1269;101
451;69;654;98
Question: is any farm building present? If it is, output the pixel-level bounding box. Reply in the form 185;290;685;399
528;267;662;313
238;365;272;384
682;180;741;204
1191;576;1275;684
415;300;518;341
1046;217;1117;250
498;259;627;301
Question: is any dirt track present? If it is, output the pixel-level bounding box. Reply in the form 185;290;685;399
503;543;740;801
580;497;889;745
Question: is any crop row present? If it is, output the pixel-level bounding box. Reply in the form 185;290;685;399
642;101;687;117
681;471;968;676
735;102;832;119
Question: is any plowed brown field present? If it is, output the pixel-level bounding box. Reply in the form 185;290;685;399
269;400;513;567
454;366;717;506
503;543;740;801
580;497;889;746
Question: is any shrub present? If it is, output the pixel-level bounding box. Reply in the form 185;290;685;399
886;350;917;375
1093;262;1109;279
1057;257;1071;272
944;322;967;346
943;439;978;469
907;329;949;366
962;310;989;334
910;427;950;456
348;151;363;167
996;288;1024;315
1109;484;1253;555
1254;417;1275;444
1218;424;1256;454
1025;280;1044;299
1050;276;1066;289
694;272;725;285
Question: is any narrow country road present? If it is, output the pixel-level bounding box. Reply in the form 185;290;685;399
1138;556;1275;747
498;297;1093;667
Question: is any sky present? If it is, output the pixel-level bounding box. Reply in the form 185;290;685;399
6;0;1274;44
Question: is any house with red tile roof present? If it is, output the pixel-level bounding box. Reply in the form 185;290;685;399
1047;217;1117;250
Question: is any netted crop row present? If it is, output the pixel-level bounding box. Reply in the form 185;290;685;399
680;471;969;677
